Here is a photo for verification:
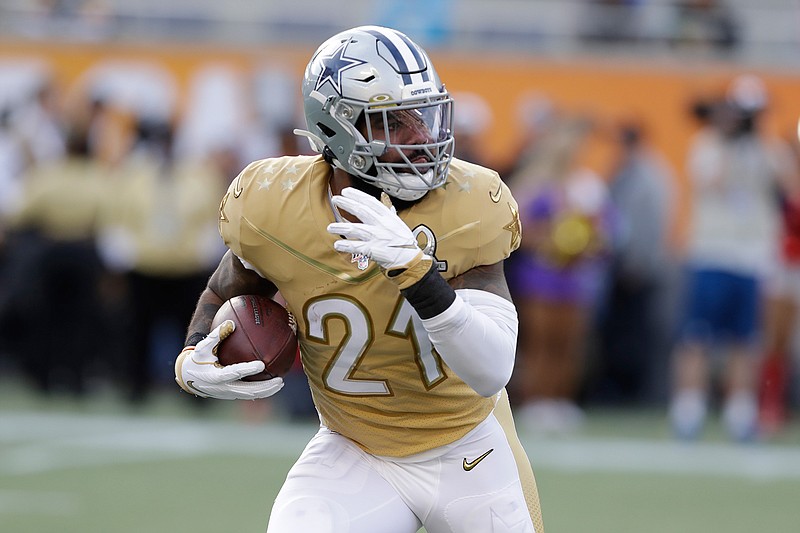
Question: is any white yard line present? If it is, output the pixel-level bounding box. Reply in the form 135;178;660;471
1;412;800;481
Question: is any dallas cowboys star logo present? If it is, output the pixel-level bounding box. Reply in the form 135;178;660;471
314;39;367;95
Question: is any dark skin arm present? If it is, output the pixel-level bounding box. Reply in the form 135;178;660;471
184;250;278;345
447;261;512;303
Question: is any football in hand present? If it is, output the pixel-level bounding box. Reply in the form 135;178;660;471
211;295;298;381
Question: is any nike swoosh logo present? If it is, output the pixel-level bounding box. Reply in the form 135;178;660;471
463;448;494;471
186;380;206;396
489;181;502;203
233;175;244;198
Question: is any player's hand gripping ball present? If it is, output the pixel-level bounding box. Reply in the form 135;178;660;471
211;295;298;381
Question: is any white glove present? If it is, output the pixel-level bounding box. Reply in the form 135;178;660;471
327;187;432;288
174;320;284;400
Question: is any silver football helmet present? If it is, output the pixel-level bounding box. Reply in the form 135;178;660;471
297;25;455;201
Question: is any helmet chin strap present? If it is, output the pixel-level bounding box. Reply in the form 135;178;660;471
334;157;429;202
330;157;351;174
375;169;433;201
380;184;426;202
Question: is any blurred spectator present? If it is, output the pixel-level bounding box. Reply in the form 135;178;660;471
0;106;34;360
97;118;227;405
0;106;27;221
0;115;108;396
592;121;675;405
10;80;66;167
239;66;304;163
759;123;800;437
505;107;586;199
500;92;558;183
507;115;614;433
669;75;800;442
175;65;249;165
451;91;493;167
670;0;740;56
85;95;133;167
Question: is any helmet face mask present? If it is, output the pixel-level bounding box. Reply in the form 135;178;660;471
300;26;455;201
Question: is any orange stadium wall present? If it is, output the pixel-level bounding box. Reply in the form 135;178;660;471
2;39;800;248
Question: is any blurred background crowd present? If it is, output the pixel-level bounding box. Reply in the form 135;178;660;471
1;0;800;444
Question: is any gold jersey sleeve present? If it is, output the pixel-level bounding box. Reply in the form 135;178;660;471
219;155;522;457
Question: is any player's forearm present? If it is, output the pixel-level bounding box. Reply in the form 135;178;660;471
184;288;226;346
183;250;279;346
402;268;518;397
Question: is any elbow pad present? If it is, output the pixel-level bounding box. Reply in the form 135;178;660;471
420;289;518;397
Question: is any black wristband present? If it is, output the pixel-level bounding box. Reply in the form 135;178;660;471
400;262;456;319
185;332;206;348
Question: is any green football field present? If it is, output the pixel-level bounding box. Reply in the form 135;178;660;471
2;382;799;533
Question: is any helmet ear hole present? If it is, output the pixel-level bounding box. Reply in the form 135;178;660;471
317;122;336;138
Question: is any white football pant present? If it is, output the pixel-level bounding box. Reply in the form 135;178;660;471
267;413;535;533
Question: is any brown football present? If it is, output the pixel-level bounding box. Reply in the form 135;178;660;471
211;295;298;381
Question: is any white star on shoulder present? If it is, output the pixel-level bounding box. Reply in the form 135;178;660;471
285;164;299;176
282;177;298;191
257;163;278;190
458;181;472;193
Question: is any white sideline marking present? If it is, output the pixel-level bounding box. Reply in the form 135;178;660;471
0;412;316;475
1;412;800;481
524;438;800;481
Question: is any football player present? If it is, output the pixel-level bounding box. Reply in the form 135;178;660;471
175;25;544;533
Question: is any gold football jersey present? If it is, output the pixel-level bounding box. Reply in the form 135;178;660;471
219;154;521;457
